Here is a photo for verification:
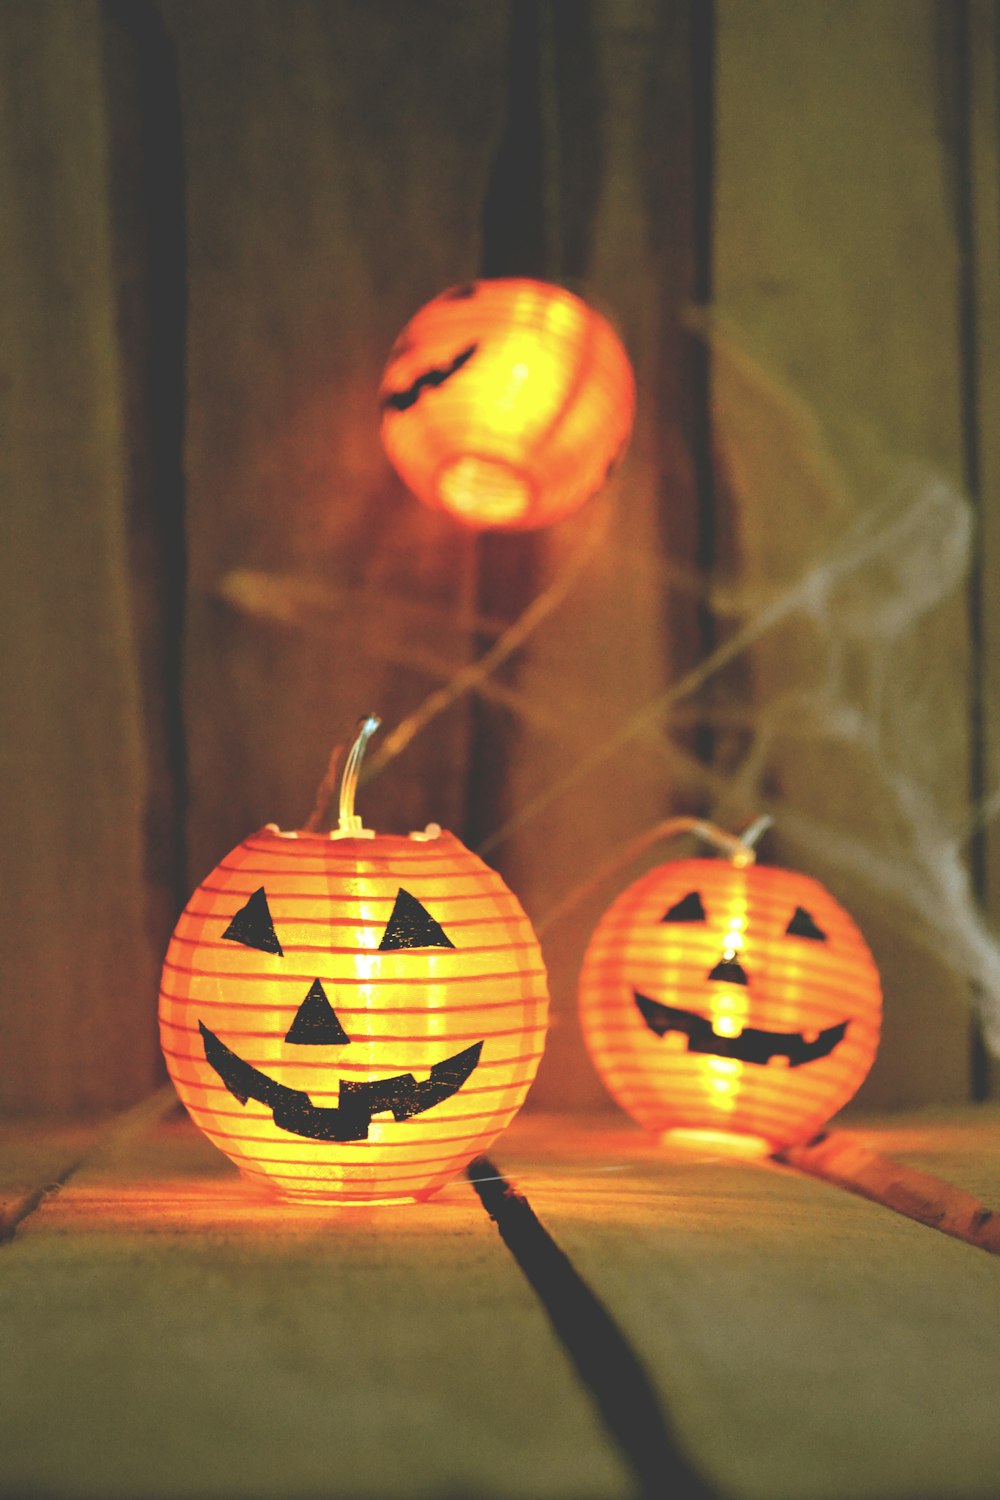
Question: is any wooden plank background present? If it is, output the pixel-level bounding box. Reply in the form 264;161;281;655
2;0;998;1118
0;2;166;1114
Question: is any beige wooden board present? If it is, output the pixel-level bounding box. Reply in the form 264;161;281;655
712;0;976;1106
0;1124;95;1226
0;2;165;1112
0;1090;180;1233
497;1113;1000;1500
0;1115;629;1500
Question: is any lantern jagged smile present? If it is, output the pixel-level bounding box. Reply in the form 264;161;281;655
199;1022;483;1143
633;992;849;1067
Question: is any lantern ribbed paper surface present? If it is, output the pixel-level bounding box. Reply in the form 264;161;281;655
160;827;548;1203
379;278;635;530
579;858;881;1149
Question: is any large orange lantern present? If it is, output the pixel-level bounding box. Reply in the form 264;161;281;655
579;821;881;1151
379;278;635;530
159;718;549;1204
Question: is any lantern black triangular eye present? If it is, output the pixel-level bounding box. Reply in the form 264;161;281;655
786;906;827;942
222;887;283;956
284;979;350;1045
378;889;455;951
663;891;707;924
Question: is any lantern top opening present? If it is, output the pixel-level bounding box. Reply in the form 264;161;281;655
265;821;444;844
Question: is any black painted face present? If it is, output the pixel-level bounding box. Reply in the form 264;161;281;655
633;892;850;1068
381;342;479;413
199;888;483;1142
381;283;482;413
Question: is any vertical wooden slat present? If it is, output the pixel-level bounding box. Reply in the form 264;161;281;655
164;0;506;883
968;0;1000;1096
102;0;188;1024
712;0;976;1107
464;0;547;853
0;2;165;1111
485;0;708;1111
938;0;991;1101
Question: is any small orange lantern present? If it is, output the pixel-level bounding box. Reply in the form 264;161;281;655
578;821;881;1151
159;718;549;1204
379;278;636;530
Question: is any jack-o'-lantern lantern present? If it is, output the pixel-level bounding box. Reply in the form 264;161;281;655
379;278;635;530
579;820;881;1151
159;717;549;1204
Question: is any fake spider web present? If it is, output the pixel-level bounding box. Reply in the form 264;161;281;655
702;328;998;1059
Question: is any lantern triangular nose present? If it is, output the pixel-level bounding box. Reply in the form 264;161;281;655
284;979;350;1045
708;956;749;986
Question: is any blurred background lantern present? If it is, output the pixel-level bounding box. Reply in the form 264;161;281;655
379;278;636;530
159;718;549;1204
578;821;882;1151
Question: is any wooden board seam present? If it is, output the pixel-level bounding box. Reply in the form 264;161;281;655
0;1084;178;1248
775;1130;1000;1255
467;1153;718;1500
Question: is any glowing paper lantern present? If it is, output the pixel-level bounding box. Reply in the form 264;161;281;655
159;718;549;1204
579;837;881;1151
379;278;635;530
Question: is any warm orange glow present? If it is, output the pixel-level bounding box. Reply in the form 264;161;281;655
579;858;882;1149
379;279;635;531
663;1128;771;1159
160;827;549;1204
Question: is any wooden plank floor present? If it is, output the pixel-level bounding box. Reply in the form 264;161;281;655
0;1103;629;1500
498;1110;1000;1500
1;1102;998;1499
